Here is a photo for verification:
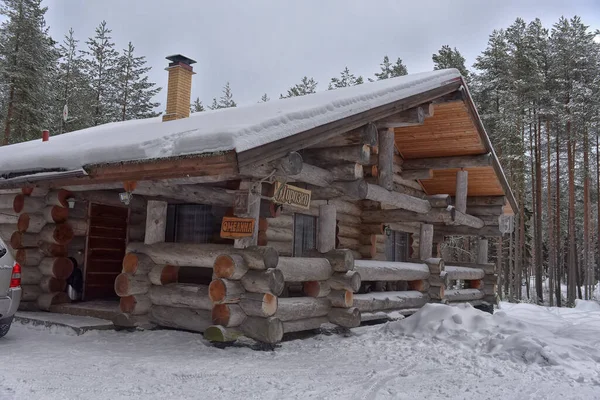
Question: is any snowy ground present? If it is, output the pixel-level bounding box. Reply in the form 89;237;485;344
1;301;600;400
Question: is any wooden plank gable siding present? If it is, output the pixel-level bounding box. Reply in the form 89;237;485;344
420;167;504;197
394;102;486;159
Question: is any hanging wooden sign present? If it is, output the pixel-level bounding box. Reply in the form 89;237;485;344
220;216;255;239
272;182;311;209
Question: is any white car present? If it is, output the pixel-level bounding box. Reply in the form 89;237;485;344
0;237;21;338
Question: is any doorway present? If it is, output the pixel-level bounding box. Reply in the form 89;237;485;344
83;203;129;301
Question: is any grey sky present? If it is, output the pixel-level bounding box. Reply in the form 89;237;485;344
44;0;600;108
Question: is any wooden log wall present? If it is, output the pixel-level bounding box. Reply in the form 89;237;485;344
1;188;76;311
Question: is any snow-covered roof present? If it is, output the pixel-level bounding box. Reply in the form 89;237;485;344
0;69;461;177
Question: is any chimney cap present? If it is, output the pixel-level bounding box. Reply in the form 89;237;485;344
166;54;196;67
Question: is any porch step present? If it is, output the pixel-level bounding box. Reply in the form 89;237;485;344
49;300;120;321
14;311;114;335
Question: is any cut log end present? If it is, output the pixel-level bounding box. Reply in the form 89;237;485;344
54;223;74;245
17;214;29;232
214;254;246;279
119;295;137;313
48;206;69;223
204;325;242;343
10;231;24;249
408;280;426;291
209;279;227;303
122;253;140;274
12;194;25;214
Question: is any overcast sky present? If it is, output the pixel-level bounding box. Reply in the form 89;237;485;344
44;0;600;108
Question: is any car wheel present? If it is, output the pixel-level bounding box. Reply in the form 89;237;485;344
0;317;13;338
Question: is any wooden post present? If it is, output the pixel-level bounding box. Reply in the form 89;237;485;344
234;182;261;249
477;238;489;265
144;200;167;245
317;204;336;253
419;224;433;261
455;170;468;214
377;128;394;190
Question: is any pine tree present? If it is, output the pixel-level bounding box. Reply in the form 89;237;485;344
217;82;236;108
208;98;218;110
260;93;269;102
280;76;317;98
191;97;204;112
82;20;119;126
54;28;94;133
432;45;470;80
329;67;363;89
0;0;59;144
372;56;408;81
116;42;160;121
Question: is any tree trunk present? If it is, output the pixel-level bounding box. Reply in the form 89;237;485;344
238;292;278;317
150;305;212;333
149;283;212;310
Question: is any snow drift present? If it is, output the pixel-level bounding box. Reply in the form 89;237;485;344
384;303;600;372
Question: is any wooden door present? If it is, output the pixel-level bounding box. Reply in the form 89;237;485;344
83;204;129;300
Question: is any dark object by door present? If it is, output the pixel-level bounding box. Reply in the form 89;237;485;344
83;204;129;300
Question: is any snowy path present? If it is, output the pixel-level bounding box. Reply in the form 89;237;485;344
1;302;600;400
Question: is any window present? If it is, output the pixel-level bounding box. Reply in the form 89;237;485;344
166;204;226;244
385;231;410;262
293;213;317;256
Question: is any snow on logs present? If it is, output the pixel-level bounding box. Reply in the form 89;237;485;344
444;265;485;281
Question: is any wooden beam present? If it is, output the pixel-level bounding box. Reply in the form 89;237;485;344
402;153;493;170
377;128;394;190
309;122;378;149
433;225;503;237
455;170;468;213
464;196;506;206
365;183;431;214
376;106;425;128
318;204;336;253
145;200;167;245
465;205;504;216
234;182;261;248
419;224;433;260
477;238;489;265
134;182;234;207
362;206;483;228
401;169;432;181
302;144;371;165
239;152;303;179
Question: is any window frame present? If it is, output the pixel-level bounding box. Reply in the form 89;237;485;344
292;213;317;257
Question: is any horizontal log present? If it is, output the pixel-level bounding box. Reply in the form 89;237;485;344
276;257;332;282
122;253;154;276
266;214;293;229
465;206;505;216
38;257;74;280
38;223;74;245
127;242;278;270
303;249;354;272
265;227;293;242
444;288;484;302
275;297;330;322
114;273;150;297
401;169;432;181
38;242;68;257
444;266;485;281
150;305;212;333
309;123;378;149
376;106;425;128
427;195;452;208
15;249;44;267
212;304;247;327
402;153;493;170
68;219;88;236
443;261;495;275
148;264;179;286
37;292;69;310
365;183;431;214
149;283;212;310
464;196;506;207
303;280;331;298
353;260;430;281
0;209;17;225
21;266;42;284
282;316;328;333
352;291;428;312
241;316;284;344
429;285;445;300
45;190;73;208
209;279;245;304
134;182;234;207
21;285;42;301
336;224;361;238
303;144;371;165
13;195;45;214
328;307;360;328
39;276;67;293
327;271;361;292
204;325;244;342
239;292;278;317
240;269;285;296
434;225;503;237
119;294;151;315
266;240;292;257
328;289;353;308
0;195;17;209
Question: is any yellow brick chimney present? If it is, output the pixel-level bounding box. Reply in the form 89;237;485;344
162;54;196;122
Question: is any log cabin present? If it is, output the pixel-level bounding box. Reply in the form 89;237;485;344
0;54;516;344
